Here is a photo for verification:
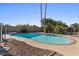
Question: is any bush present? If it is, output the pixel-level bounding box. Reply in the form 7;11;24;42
18;28;28;33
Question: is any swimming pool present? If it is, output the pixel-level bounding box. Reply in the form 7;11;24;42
11;33;73;45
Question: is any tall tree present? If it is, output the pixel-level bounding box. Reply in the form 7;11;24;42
70;23;79;33
40;3;47;31
40;3;43;28
42;18;53;33
44;3;47;19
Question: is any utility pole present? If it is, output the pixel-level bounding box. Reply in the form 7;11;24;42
4;24;7;39
0;23;3;46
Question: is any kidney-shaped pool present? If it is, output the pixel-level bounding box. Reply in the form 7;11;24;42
11;33;74;45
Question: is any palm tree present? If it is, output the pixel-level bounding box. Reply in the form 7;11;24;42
40;3;47;32
44;3;47;19
70;23;79;34
40;3;43;29
42;18;53;33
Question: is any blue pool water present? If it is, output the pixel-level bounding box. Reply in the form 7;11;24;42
11;33;72;44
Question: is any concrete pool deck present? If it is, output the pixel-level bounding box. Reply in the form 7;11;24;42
5;34;79;56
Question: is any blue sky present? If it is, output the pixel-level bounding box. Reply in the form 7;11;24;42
0;3;79;26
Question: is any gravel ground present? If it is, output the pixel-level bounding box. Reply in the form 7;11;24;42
2;39;63;56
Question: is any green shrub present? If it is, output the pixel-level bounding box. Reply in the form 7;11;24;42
18;28;28;33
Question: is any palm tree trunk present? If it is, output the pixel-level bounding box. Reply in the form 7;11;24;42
44;3;47;19
40;3;43;27
40;3;47;32
44;3;48;32
40;3;43;31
